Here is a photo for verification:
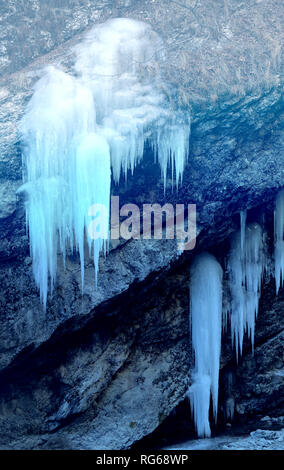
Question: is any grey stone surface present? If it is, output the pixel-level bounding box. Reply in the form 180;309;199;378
0;180;20;218
0;266;191;449
0;0;283;450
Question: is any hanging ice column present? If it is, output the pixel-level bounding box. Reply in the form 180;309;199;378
73;18;190;187
274;189;284;294
188;253;223;438
227;219;265;359
19;68;110;308
19;18;190;306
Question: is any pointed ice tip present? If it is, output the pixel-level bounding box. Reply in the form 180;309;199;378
189;253;222;439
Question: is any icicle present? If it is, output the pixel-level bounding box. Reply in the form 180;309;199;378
240;209;247;254
74;133;110;289
222;291;230;334
19;67;97;308
188;252;223;438
274;189;284;294
156;121;189;192
19;19;190;306
74;18;190;187
228;223;264;359
244;224;264;349
225;397;235;421
224;371;235;422
19;67;110;307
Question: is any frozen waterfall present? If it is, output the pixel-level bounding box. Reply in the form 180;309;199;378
19;18;190;306
188;252;223;438
19;68;104;307
189;222;265;437
73;18;189;188
228;221;265;359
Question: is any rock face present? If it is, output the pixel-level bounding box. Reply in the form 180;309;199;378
0;0;283;449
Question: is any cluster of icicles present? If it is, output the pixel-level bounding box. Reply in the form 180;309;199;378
188;188;284;438
19;18;190;308
19;17;284;442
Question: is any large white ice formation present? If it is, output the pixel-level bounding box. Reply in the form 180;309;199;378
19;18;190;307
188;252;223;437
227;220;265;359
74;18;189;188
189;191;284;438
